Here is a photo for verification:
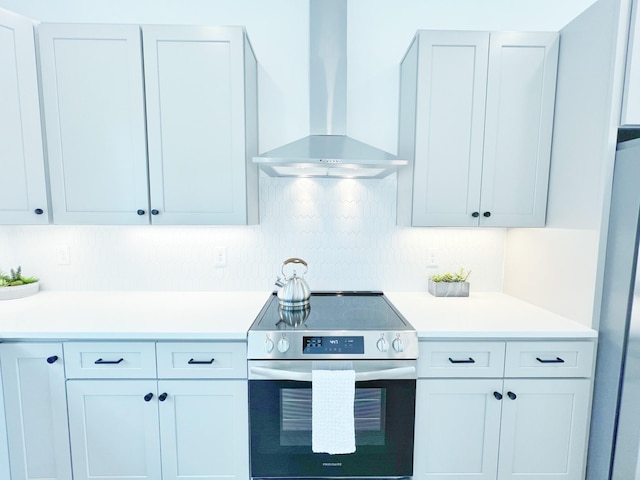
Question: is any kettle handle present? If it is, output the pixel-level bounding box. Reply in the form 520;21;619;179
282;258;308;275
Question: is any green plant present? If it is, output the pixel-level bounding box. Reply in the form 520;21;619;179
0;266;38;287
430;268;471;283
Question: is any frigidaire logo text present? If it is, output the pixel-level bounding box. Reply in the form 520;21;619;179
322;462;342;467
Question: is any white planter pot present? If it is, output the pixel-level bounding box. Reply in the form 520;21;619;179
0;282;39;300
428;280;469;297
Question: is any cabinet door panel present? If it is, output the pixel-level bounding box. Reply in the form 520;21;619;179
0;343;72;480
158;379;249;480
67;380;162;480
481;32;558;227
0;10;49;224
412;31;489;227
414;378;502;479
39;24;149;224
498;378;590;479
143;26;250;225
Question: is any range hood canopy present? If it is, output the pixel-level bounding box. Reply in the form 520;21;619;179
253;0;407;178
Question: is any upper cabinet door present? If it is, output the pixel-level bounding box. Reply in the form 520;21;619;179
0;9;49;224
397;30;559;228
143;26;258;225
410;31;489;227
39;24;150;224
480;32;559;227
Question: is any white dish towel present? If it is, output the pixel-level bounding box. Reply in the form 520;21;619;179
312;369;356;454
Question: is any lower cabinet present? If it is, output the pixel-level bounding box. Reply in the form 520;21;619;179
414;341;595;480
64;341;249;480
415;378;503;479
67;379;248;480
0;340;249;480
0;343;72;480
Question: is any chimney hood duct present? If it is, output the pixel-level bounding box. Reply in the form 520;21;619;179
253;0;407;178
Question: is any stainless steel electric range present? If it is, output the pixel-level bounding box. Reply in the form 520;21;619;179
247;291;418;480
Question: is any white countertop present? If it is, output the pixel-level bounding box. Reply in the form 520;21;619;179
0;290;596;341
386;292;597;339
0;291;272;340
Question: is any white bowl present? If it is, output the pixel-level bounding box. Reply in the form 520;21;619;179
0;282;40;300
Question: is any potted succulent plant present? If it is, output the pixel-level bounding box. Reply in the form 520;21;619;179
0;266;39;300
428;268;471;297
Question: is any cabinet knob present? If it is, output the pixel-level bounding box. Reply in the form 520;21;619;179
46;355;59;364
483;211;491;218
151;209;159;215
144;393;154;402
493;391;503;400
507;391;517;400
158;392;168;402
34;208;44;215
472;212;480;218
137;209;146;216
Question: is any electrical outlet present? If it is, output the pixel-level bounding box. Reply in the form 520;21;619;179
427;248;439;268
57;246;71;265
214;247;227;267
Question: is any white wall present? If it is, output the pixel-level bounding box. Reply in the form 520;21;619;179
503;0;625;327
0;176;506;292
0;0;601;294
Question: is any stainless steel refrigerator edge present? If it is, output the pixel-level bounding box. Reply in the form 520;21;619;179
588;130;640;479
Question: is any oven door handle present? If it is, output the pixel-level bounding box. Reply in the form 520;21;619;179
249;366;416;382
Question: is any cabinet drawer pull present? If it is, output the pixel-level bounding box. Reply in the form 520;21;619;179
188;358;215;365
144;393;154;402
493;391;503;400
536;356;565;364
507;391;517;400
448;357;475;364
158;392;168;402
94;358;124;365
46;355;59;364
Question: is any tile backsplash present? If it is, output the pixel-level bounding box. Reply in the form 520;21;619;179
0;175;505;292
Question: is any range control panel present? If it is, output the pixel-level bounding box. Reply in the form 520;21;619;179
303;336;365;355
247;331;419;360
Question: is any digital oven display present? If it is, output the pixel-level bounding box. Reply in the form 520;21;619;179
303;336;365;354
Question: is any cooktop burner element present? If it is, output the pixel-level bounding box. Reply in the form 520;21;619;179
247;291;418;360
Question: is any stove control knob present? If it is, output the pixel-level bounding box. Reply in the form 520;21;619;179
277;336;290;353
264;336;274;354
376;336;389;352
392;336;405;353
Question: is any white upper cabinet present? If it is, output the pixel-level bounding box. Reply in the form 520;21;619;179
0;9;49;224
622;0;640;125
38;24;150;225
39;23;259;225
143;26;259;225
397;30;559;227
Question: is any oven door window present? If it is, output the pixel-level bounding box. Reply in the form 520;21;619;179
249;379;415;478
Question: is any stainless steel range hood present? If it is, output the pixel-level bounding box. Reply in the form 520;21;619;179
253;0;407;178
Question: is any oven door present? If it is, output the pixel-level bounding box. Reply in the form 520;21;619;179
248;360;416;479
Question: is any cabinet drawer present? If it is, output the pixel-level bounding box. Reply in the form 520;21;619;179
64;342;157;378
504;341;595;378
156;342;246;379
418;342;505;378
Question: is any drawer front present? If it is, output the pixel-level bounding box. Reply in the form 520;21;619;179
418;341;506;378
156;342;247;379
64;342;157;378
504;341;595;378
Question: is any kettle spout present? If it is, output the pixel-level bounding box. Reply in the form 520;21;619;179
275;276;285;288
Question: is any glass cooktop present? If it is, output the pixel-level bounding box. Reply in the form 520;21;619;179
250;291;413;331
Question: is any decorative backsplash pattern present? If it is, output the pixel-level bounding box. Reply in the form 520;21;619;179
0;175;505;292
